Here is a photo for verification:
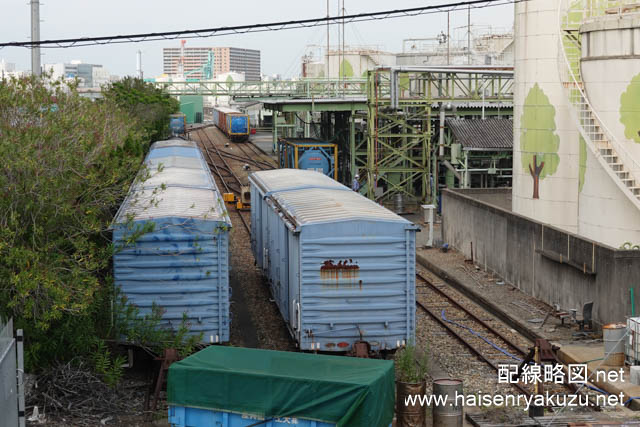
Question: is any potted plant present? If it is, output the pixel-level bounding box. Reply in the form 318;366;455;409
395;342;429;427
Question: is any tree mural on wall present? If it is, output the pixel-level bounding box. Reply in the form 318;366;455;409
620;73;640;143
520;83;561;199
339;59;354;79
579;136;587;192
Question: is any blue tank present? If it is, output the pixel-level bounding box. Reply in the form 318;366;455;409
277;138;338;179
298;148;330;175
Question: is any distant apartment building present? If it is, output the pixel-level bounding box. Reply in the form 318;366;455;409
162;47;261;80
43;60;112;88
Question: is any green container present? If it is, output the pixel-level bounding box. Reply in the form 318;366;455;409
180;95;204;124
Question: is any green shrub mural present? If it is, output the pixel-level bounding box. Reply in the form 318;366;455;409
339;59;354;79
620;73;640;143
579;136;587;192
520;83;561;199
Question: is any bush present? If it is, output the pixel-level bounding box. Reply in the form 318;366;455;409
0;75;180;371
395;343;429;383
102;77;179;142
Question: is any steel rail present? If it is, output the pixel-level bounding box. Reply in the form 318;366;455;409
218;149;275;171
233;142;276;171
415;273;601;410
192;128;251;235
247;139;277;165
417;272;528;356
414;279;532;397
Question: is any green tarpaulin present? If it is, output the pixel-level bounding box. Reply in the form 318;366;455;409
167;346;394;427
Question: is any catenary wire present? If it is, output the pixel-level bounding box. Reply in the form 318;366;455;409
0;0;527;49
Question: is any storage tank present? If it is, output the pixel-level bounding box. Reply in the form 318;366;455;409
513;0;579;233
249;169;418;352
514;0;640;248
577;7;640;247
277;138;338;179
113;139;231;344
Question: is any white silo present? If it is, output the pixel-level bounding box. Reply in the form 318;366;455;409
513;0;579;233
514;0;640;248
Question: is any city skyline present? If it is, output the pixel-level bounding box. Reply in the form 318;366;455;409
0;0;513;78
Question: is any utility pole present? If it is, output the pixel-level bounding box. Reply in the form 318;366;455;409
337;0;341;82
342;0;345;94
136;50;143;79
326;0;330;79
467;5;471;65
30;0;41;76
447;11;450;65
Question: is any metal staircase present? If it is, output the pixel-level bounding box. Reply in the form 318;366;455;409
557;0;640;209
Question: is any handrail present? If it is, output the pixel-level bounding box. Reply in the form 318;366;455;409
557;0;640;182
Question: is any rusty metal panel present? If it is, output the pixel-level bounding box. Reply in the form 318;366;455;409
249;169;417;352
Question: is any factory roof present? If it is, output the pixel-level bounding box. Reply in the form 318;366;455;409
446;118;513;151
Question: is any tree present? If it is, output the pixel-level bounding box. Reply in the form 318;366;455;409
620;72;640;143
520;83;561;199
0;75;180;369
102;77;178;143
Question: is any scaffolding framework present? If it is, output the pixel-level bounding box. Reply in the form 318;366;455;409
364;67;513;204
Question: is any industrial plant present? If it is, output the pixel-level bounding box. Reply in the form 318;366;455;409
3;0;640;426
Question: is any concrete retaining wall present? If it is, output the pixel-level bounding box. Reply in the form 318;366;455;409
441;188;640;326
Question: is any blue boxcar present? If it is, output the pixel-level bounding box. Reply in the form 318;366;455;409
113;138;231;344
213;106;250;142
249;169;418;352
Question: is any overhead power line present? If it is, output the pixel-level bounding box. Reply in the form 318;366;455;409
0;0;523;49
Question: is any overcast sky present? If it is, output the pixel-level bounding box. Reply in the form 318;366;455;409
1;0;513;78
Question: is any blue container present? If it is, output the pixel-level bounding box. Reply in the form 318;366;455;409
169;407;335;427
113;138;231;344
213;107;250;142
278;139;337;179
249;169;418;352
169;114;186;136
229;115;248;134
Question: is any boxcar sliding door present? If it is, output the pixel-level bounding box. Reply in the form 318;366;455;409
277;221;289;322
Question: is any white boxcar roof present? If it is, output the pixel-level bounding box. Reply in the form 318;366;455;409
151;139;197;149
114;140;229;224
249;169;345;195
250;169;415;227
115;187;227;222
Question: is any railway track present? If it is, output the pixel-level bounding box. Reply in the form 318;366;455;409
191;127;251;235
189;126;297;352
233;139;277;170
415;271;599;408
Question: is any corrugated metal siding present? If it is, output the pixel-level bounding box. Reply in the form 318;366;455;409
249;169;416;351
446;118;513;150
250;169;344;195
113;139;231;344
272;188;406;227
299;223;415;351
